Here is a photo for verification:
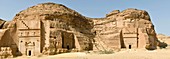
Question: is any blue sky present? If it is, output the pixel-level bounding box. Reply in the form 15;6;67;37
0;0;170;35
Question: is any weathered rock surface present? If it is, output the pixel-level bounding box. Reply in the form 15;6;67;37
11;2;94;54
157;34;169;48
0;2;163;56
0;19;6;29
92;8;159;50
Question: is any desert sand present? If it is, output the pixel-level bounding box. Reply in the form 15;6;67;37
12;48;170;59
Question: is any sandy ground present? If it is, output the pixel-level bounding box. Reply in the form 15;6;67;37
12;48;170;59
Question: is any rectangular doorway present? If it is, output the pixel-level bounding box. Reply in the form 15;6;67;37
28;50;31;56
62;32;75;50
129;45;132;49
27;49;33;56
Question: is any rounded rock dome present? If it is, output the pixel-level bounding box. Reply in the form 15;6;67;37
13;2;85;21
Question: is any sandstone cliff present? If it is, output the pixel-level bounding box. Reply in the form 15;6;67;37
10;2;94;51
0;2;163;53
92;8;159;51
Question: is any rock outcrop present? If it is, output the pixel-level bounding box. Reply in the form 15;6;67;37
0;2;164;56
10;2;94;55
92;8;159;51
157;34;169;48
0;19;6;29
